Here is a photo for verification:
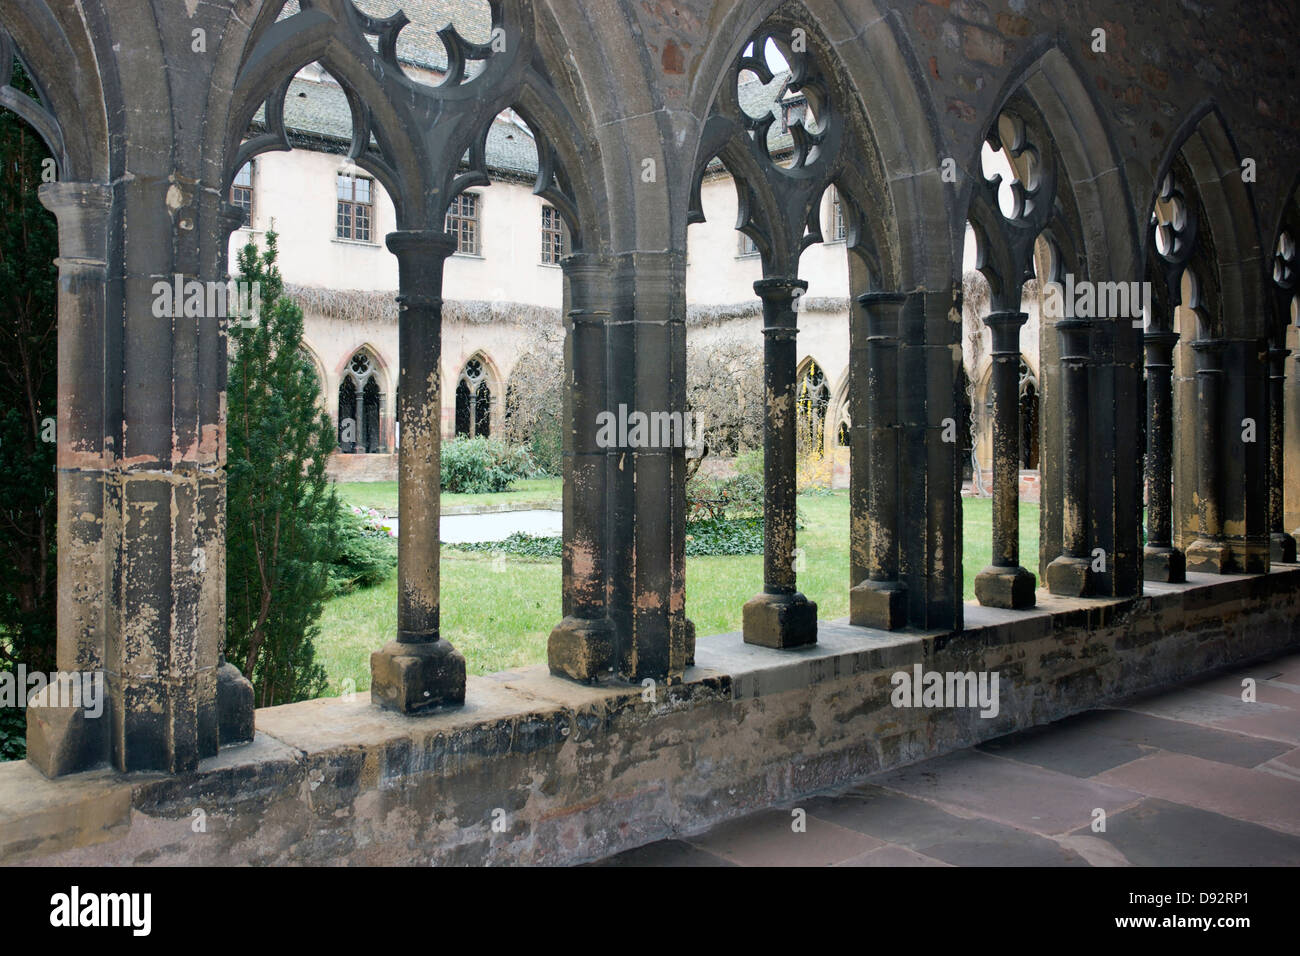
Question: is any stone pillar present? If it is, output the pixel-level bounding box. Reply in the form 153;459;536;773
743;277;817;647
850;291;906;628
1186;339;1231;573
1268;340;1296;563
1143;328;1185;581
549;253;614;680
1046;318;1094;595
370;231;466;712
975;311;1036;608
25;182;113;776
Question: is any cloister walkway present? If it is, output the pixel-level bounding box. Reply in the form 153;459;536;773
595;652;1300;866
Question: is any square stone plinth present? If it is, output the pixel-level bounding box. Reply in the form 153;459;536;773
371;639;466;713
1143;547;1186;583
1185;539;1232;574
974;565;1036;609
850;580;907;630
548;616;615;683
743;592;817;649
1046;556;1093;597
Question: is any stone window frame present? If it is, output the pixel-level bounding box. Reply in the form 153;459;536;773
540;203;567;264
446;191;481;256
230;161;253;229
336;172;373;243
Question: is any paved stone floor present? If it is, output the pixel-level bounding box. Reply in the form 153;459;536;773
595;651;1300;866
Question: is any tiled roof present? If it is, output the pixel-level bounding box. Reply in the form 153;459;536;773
279;0;491;72
256;75;538;178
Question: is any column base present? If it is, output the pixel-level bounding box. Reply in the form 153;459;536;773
370;639;466;713
850;580;907;630
217;660;254;745
1143;546;1186;583
1185;539;1232;574
975;565;1036;609
743;591;817;649
548;616;615;683
1046;555;1094;597
1270;532;1297;564
25;674;109;778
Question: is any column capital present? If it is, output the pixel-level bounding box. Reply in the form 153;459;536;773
1056;316;1092;363
386;229;458;261
754;276;808;300
856;290;907;341
38;181;112;264
983;310;1029;354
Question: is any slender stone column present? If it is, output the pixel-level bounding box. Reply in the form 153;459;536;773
1046;318;1094;595
370;230;466;711
744;277;817;647
975;311;1036;608
549;253;615;680
1186;339;1231;573
1143;328;1185;581
850;292;906;628
1268;341;1296;563
25;182;113;775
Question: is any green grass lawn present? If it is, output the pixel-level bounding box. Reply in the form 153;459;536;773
335;478;562;515
315;489;1039;695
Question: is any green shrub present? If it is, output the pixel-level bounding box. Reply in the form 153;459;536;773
734;448;764;481
441;437;538;494
0;692;25;762
328;508;398;595
687;473;764;521
450;532;562;559
449;515;766;559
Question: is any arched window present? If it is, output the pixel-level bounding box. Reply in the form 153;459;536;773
1019;358;1039;470
455;357;492;438
338;349;383;453
797;360;831;455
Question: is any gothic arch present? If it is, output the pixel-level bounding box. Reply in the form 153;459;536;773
687;0;952;290
0;2;108;182
454;350;501;439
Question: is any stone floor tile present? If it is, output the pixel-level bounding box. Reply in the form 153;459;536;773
1073;798;1300;866
683;808;882;866
975;719;1148;777
588;839;735;867
1077;709;1294;766
869;749;1142;835
1095;752;1300;836
835;843;950;867
1121;687;1289;727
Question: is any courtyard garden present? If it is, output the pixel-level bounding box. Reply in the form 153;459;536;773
316;478;1039;696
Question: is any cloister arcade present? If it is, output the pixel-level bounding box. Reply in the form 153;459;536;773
0;0;1296;810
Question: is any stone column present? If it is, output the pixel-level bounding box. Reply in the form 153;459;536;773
549;253;614;680
743;277;817;647
850;291;906;628
975;311;1036;608
1186;339;1231;572
370;230;466;712
1268;340;1296;563
1046;318;1094;595
1143;328;1185;581
26;182;113;776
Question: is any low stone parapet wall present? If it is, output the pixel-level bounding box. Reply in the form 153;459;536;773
2;568;1297;866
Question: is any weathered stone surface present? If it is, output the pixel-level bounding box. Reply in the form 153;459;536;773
974;564;1037;609
743;591;817;649
370;640;467;714
850;581;908;631
2;569;1295;866
217;661;254;746
24;679;109;779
